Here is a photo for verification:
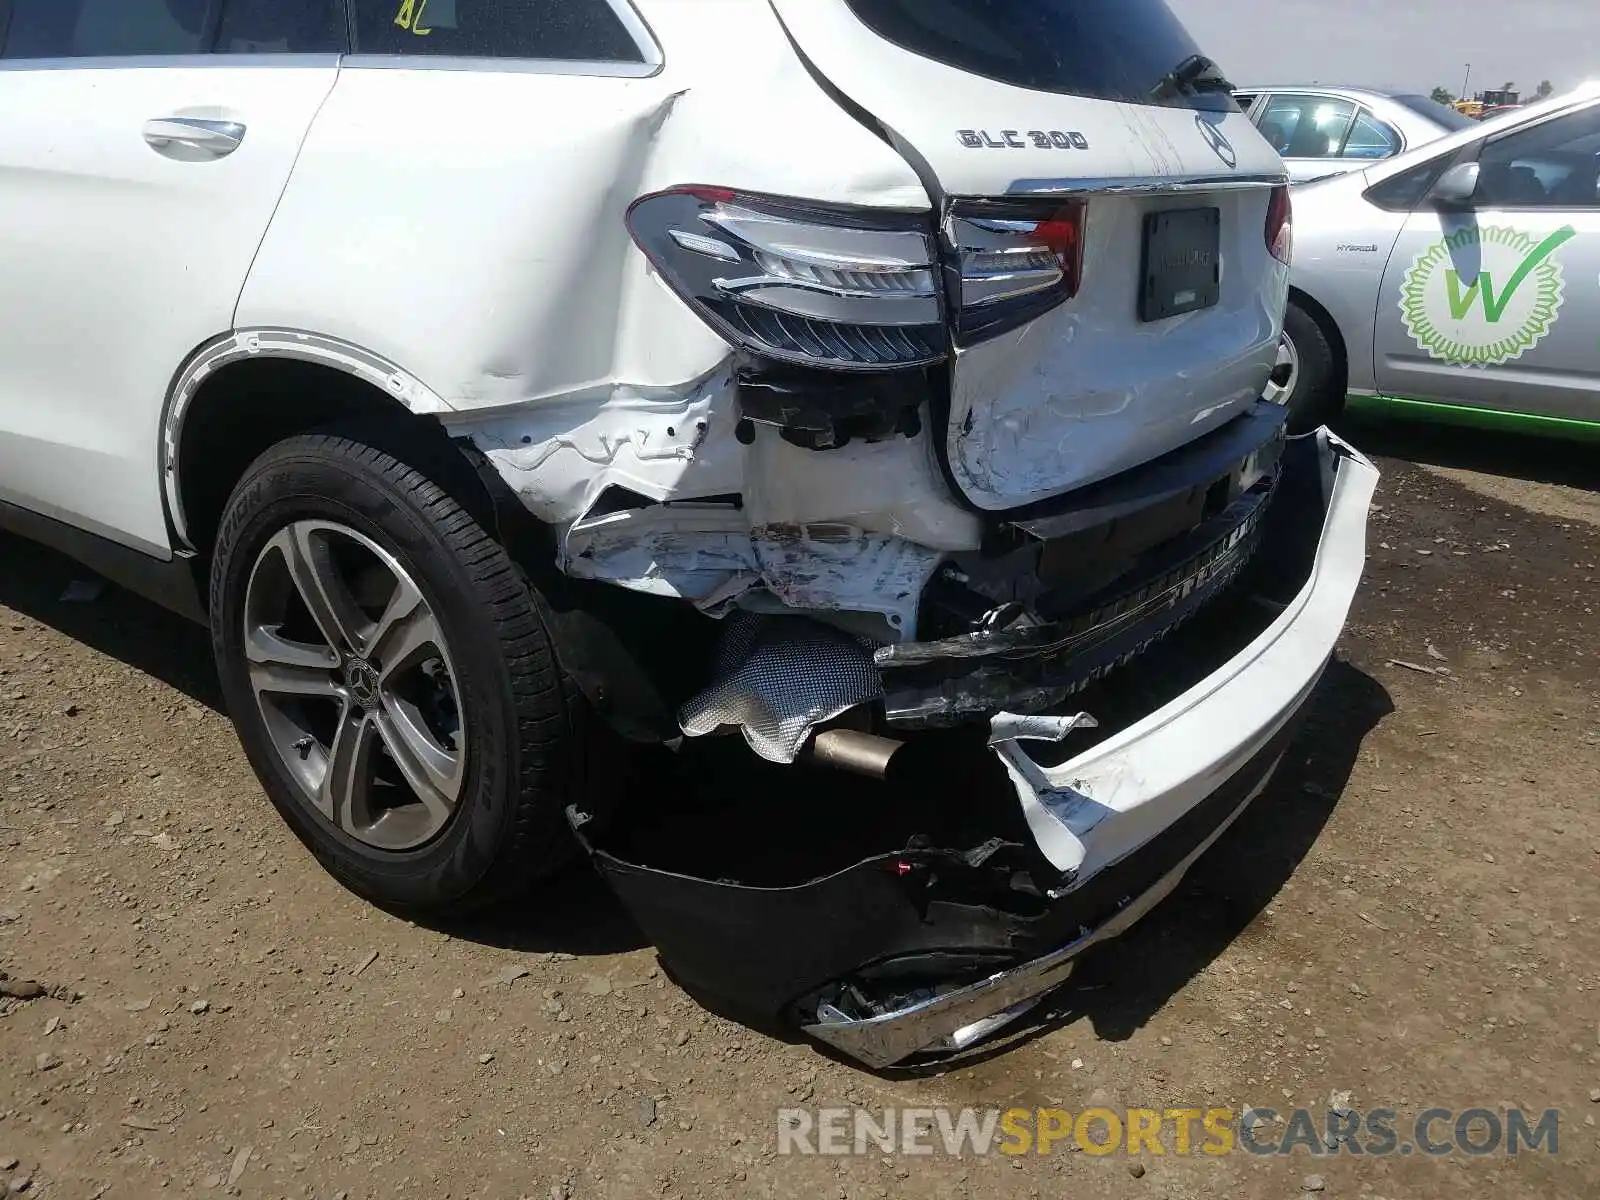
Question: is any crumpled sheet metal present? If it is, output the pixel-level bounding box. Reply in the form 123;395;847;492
987;711;1099;747
564;506;946;636
678;613;882;764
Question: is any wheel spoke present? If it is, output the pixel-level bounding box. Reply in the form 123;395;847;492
374;702;464;820
374;610;444;685
269;523;363;657
365;575;425;663
320;706;380;831
373;600;442;684
246;625;342;698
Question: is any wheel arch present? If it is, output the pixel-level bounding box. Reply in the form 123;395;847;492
164;330;466;567
1286;286;1350;399
163;330;687;746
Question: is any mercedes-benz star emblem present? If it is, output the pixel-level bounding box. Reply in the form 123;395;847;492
344;658;381;711
1196;115;1238;168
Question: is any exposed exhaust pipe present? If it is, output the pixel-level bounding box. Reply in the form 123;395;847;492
801;729;905;780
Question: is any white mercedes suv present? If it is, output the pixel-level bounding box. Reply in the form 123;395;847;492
0;0;1377;1064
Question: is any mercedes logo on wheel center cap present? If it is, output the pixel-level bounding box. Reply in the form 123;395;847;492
1196;114;1237;168
344;658;381;710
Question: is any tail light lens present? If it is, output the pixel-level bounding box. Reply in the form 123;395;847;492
945;201;1087;343
1266;185;1293;265
627;187;945;372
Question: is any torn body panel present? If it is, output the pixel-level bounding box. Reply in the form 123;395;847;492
556;501;949;637
457;371;971;640
456;367;747;527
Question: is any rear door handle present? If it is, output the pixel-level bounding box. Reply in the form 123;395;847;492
142;117;247;159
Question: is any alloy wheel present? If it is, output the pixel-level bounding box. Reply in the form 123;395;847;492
242;520;466;851
1262;333;1300;409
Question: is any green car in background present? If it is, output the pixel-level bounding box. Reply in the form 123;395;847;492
1270;81;1600;440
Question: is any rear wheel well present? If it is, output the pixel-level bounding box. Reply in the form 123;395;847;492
174;359;488;580
173;357;690;747
1287;286;1349;400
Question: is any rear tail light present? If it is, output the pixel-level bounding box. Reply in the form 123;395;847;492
945;201;1087;343
626;187;944;372
1266;185;1293;265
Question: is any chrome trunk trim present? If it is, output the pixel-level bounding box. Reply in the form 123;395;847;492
1000;172;1286;197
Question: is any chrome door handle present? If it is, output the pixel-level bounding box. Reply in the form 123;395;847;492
142;117;247;158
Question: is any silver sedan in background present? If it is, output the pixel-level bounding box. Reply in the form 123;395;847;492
1234;85;1475;183
1270;82;1600;437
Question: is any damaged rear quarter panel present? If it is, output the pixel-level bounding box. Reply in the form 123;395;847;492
237;1;958;631
239;0;931;425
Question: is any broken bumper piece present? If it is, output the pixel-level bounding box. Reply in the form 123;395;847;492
576;431;1377;1069
803;748;1280;1067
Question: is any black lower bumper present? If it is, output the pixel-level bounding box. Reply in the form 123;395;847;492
565;431;1377;1068
584;700;1305;1028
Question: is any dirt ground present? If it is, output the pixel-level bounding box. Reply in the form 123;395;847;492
1;416;1597;1199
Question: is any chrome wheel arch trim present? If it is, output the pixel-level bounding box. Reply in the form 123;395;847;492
162;329;454;551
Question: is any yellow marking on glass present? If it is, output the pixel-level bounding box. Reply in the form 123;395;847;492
394;0;433;34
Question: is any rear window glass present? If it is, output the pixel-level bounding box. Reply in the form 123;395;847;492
841;0;1238;111
1392;94;1478;132
351;0;644;61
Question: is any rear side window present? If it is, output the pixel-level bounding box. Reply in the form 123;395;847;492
351;0;644;61
1342;111;1401;160
0;0;344;56
841;0;1238;111
3;0;208;56
1257;95;1357;159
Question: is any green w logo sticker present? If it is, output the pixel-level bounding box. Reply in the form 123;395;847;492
1401;225;1575;364
1443;226;1577;322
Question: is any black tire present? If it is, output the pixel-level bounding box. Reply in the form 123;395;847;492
210;430;586;915
1280;301;1343;434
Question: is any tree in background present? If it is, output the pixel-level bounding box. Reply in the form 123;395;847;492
1430;85;1455;104
1536;80;1554;98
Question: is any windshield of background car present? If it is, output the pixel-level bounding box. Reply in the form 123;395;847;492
840;0;1239;112
1392;94;1478;132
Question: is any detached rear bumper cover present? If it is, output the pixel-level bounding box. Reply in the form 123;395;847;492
805;431;1377;1066
1002;432;1376;881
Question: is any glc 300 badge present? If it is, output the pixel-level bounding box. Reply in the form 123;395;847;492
958;129;1090;150
1399;225;1575;365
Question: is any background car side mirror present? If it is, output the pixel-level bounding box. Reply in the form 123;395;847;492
1428;161;1481;205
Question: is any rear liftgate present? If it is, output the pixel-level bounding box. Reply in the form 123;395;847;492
567;431;1377;1069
